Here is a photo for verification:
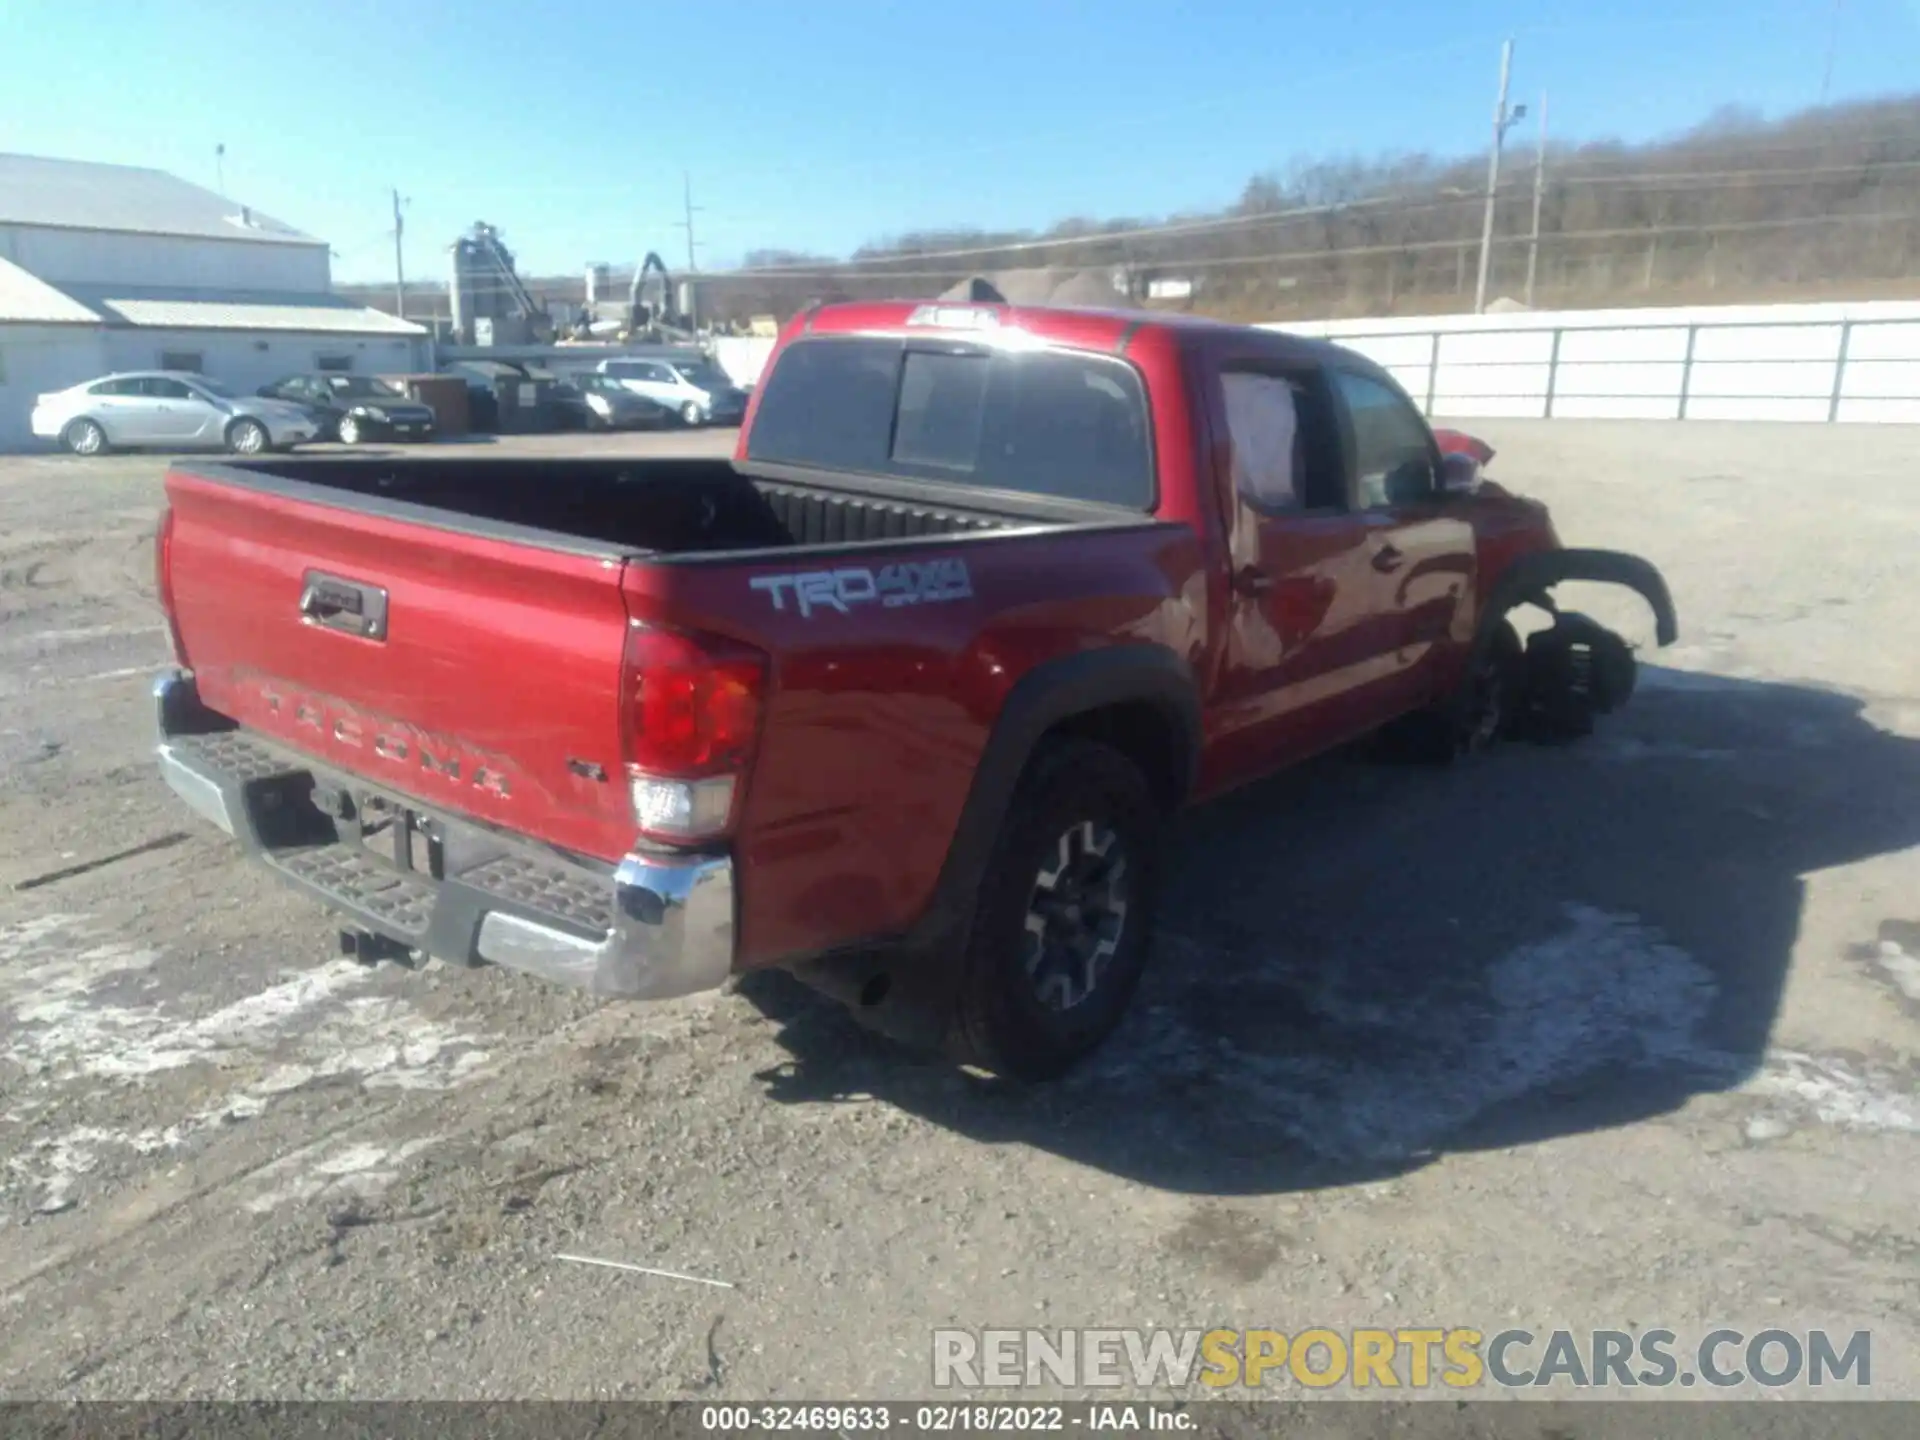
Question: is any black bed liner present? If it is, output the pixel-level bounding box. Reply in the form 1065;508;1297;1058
181;455;1160;564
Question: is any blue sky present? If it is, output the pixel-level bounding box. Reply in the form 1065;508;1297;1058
4;0;1919;284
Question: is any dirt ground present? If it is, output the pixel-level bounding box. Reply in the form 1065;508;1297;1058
0;422;1915;1402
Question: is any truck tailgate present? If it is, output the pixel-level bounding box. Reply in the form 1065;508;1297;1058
163;467;637;862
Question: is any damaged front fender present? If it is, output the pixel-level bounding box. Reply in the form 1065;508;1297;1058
1483;547;1679;648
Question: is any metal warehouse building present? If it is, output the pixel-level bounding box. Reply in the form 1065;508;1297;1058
0;152;427;449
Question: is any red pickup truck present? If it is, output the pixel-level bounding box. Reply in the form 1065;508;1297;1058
152;301;1675;1078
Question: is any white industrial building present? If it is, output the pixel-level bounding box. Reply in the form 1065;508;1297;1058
0;152;427;448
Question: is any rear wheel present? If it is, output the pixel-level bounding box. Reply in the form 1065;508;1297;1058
336;415;363;445
948;738;1161;1081
226;418;269;455
63;419;108;456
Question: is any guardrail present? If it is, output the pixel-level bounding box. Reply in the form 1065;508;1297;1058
1275;299;1920;424
709;300;1920;424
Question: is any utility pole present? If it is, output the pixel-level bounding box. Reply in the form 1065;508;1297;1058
1524;93;1548;307
215;143;226;196
1473;39;1526;315
676;172;705;329
391;188;408;320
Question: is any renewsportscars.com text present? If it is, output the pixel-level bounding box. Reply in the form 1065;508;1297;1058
931;1327;1872;1391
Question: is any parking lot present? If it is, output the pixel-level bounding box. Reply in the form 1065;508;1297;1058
1;420;1916;1400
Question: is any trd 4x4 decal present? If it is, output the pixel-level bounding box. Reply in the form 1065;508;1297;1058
750;559;973;618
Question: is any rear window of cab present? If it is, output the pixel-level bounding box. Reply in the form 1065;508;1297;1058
744;336;1153;509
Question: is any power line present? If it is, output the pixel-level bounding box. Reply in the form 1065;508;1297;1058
691;209;1920;285
731;193;1493;275
720;154;1920;279
1547;156;1920;189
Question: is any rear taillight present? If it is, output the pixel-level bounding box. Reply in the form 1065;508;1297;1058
620;622;767;842
154;504;187;665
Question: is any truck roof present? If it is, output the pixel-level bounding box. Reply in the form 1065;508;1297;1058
798;299;1353;367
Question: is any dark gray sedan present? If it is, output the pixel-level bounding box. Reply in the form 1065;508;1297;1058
567;372;676;430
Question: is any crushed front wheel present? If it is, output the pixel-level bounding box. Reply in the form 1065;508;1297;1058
1513;612;1637;741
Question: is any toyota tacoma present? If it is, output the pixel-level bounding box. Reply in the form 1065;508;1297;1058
150;300;1676;1078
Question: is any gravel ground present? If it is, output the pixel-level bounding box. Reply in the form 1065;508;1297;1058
0;422;1915;1401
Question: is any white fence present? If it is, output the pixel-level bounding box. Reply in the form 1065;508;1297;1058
1277;299;1920;424
710;299;1920;424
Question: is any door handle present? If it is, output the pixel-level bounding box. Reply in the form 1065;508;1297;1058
298;570;389;640
1371;543;1406;574
1233;566;1275;597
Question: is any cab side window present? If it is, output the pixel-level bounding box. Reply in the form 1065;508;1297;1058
1333;370;1437;508
1221;371;1304;512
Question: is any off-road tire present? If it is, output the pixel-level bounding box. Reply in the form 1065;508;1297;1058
947;738;1161;1081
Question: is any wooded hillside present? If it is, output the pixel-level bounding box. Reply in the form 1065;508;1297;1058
711;94;1920;322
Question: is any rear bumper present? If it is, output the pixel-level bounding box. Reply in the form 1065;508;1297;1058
153;670;733;1000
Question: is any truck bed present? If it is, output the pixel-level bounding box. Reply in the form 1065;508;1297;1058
158;452;1176;871
198;456;1116;559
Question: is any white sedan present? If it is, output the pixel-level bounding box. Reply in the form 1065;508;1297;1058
31;371;320;456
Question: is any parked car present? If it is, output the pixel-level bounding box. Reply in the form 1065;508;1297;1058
31;371;319;456
596;354;748;427
149;301;1676;1080
567;371;675;430
257;374;438;445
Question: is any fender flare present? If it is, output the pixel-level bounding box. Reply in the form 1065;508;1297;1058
1472;547;1679;668
913;643;1201;948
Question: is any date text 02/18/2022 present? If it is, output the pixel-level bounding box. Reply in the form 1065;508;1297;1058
698;1403;1193;1431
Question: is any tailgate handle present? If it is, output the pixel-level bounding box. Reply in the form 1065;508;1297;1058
299;571;389;641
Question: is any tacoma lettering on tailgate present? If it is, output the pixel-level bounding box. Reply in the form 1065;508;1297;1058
750;559;973;619
246;674;516;798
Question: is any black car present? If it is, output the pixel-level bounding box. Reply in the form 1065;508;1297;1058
566;371;677;429
258;374;438;445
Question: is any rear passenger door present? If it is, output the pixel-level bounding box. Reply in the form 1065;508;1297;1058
83;379;146;443
1204;362;1402;788
1329;369;1476;707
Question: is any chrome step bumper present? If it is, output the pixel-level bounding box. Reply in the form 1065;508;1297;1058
154;670;734;1000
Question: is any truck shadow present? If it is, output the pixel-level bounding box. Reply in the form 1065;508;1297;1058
742;668;1920;1195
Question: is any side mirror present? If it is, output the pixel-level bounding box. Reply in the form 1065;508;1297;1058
1440;451;1482;496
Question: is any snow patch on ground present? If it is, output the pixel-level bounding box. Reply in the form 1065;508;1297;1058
1105;904;1727;1164
244;1137;442;1214
1110;905;1916;1163
0;914;491;1216
1742;1051;1919;1134
6;958;374;1079
1871;940;1920;1004
1589;737;1738;763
